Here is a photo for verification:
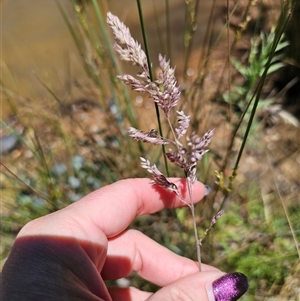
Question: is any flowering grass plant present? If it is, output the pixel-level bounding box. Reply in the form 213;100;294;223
107;12;224;271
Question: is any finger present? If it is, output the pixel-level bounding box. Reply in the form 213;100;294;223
108;287;152;301
78;178;204;237
107;271;228;301
102;230;219;285
148;271;224;301
18;178;204;245
148;271;249;301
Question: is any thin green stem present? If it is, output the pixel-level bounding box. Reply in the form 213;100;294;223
90;0;140;131
192;204;202;271
183;0;199;79
266;154;300;258
136;0;169;176
166;110;202;270
217;1;293;200
187;180;202;271
166;118;182;149
177;182;202;271
232;7;292;172
1;162;49;201
135;1;153;82
165;0;172;62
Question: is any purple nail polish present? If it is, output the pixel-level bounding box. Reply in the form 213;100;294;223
212;272;249;301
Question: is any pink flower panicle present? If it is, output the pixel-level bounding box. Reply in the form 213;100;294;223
107;12;148;70
128;127;169;145
153;55;181;117
188;129;215;163
165;128;214;184
107;13;180;118
140;157;179;194
166;148;188;170
199;210;225;245
210;210;225;227
107;12;215;187
108;13;221;270
175;110;190;139
116;74;146;92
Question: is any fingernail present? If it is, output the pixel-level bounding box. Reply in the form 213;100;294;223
204;185;211;196
207;272;249;301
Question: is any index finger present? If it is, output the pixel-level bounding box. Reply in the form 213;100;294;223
76;178;205;237
18;178;205;244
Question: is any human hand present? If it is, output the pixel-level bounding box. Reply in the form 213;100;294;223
2;178;248;301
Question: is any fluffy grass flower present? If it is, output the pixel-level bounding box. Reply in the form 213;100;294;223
107;12;220;271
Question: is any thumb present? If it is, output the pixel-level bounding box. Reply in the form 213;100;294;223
147;271;249;301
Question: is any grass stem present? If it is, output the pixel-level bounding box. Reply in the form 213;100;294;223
136;0;169;175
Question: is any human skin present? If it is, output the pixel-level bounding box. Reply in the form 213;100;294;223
2;178;225;301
